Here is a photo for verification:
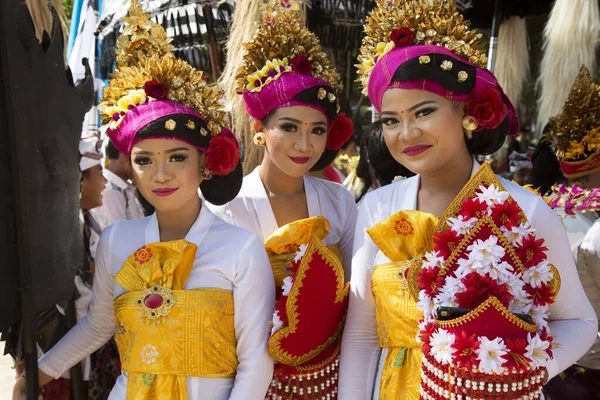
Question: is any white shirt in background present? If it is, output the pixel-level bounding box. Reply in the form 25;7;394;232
92;169;145;230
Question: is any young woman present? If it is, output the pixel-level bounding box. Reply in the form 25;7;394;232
13;2;274;399
207;1;356;398
339;1;597;399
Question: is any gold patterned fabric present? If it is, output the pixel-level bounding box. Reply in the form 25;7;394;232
367;210;439;400
113;240;238;400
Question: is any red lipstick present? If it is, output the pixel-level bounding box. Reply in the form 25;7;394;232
290;157;310;164
152;187;178;197
403;145;431;157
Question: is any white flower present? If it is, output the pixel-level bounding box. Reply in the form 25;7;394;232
417;290;434;316
435;276;463;307
477;184;510;206
522;262;553;288
281;276;294;296
487;261;515;283
501;223;535;246
448;215;478;235
529;305;550;329
430;330;455;365
467;236;506;265
422;252;445;270
526;333;550;368
476;337;507;374
455;258;473;279
271;310;284;334
141;344;159;365
293;244;308;263
506;277;531;313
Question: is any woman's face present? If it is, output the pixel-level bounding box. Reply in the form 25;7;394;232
259;106;328;177
380;88;471;176
80;164;107;210
130;139;203;213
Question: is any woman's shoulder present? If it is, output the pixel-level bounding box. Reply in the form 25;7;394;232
497;175;549;218
360;176;417;216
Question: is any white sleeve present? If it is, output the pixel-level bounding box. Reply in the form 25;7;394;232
38;224;118;378
338;198;382;399
229;234;275;400
339;191;358;281
533;199;598;380
99;189;127;226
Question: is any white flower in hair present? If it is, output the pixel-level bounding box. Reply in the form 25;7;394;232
522;262;553;288
430;330;456;365
271;310;284;334
467;236;506;265
477;184;510;206
281;276;294;296
526;333;550;368
448;215;478;235
476;337;507;374
501;223;535;247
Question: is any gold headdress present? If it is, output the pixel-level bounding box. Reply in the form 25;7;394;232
551;66;600;163
99;0;226;135
357;0;487;92
235;0;341;94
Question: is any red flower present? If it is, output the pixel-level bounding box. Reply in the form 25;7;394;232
458;197;488;220
490;199;522;228
417;266;444;297
525;283;554;307
419;322;437;354
433;229;460;259
327;113;353;150
455;272;514;309
143;80;168;99
466;88;508;131
389;27;414;47
502;338;531;372
291;54;313;75
206;133;241;176
451;331;480;370
516;234;548;268
540;327;554;358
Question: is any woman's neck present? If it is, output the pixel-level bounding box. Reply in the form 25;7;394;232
156;195;201;241
259;155;305;196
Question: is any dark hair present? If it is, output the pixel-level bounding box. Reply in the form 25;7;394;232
531;123;565;195
356;121;414;201
391;52;508;156
106;140;120;160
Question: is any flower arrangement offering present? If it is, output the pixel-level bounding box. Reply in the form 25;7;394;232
547;183;600;217
409;166;561;399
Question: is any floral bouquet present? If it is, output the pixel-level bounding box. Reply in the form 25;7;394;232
409;169;561;400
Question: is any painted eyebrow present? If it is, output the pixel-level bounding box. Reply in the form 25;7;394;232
279;117;327;126
381;100;438;116
132;147;190;156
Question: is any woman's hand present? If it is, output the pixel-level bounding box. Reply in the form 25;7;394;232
12;369;53;400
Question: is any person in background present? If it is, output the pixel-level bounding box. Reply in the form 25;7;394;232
508;150;533;186
92;140;145;229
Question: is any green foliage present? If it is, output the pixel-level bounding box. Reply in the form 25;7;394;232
63;0;74;23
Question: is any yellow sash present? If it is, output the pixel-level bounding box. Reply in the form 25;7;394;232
113;240;238;400
367;210;438;400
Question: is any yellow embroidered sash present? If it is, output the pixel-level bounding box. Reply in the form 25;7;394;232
367;210;438;400
113;240;238;400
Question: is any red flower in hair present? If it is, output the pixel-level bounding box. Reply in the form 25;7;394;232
390;27;414;47
525;283;554;307
502;338;531;372
540;327;554;358
419;322;437;354
143;80;168;99
291;54;313;75
433;229;460;259
490;199;522;228
455;272;514;309
206;134;241;176
516;234;548;268
327;113;353;150
417;266;443;297
458;197;488;220
451;331;480;370
466;88;508;131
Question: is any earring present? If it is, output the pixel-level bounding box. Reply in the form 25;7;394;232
462;116;479;140
253;132;266;146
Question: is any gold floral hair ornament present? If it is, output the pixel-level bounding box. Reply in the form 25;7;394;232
98;0;226;136
552;66;600;163
357;0;487;93
235;0;342;94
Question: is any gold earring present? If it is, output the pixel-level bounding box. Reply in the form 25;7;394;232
462;116;478;140
253;132;266;146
